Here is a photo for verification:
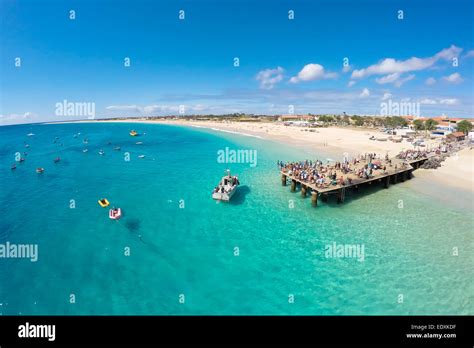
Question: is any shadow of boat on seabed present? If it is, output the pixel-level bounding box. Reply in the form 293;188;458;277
229;185;251;205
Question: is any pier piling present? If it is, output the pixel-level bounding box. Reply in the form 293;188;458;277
301;185;307;198
391;174;398;184
281;174;287;186
311;191;318;207
290;180;296;192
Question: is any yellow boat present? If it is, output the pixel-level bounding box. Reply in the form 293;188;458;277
129;130;138;136
98;198;110;207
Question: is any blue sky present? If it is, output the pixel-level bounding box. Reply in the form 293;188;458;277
1;0;473;124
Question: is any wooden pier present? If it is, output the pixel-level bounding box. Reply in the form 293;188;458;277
280;157;429;207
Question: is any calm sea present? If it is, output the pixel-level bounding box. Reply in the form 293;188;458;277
0;122;472;314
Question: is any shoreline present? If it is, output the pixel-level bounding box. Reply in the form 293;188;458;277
41;118;474;194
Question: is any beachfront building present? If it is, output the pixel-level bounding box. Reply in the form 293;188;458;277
393;128;416;137
402;115;473;137
447;132;466;142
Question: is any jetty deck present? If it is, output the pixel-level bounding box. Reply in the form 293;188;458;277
280;156;430;206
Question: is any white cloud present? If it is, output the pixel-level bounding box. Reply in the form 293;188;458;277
359;88;370;98
106;105;142;113
375;73;414;87
0;112;38;125
342;65;352;73
348;80;356;87
105;104;209;116
256;67;284;90
192;104;207;111
351;45;462;79
394;74;415;87
425;77;436;86
375;73;401;84
439;98;459;105
290;63;337;83
419;98;437;105
143;105;179;114
442;72;463;84
382;92;392;101
464;50;474;58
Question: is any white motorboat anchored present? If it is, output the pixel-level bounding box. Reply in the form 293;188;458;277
212;170;240;201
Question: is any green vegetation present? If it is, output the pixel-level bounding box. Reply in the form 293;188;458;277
318;115;335;124
456;120;473;134
424;118;438;131
413;119;424;131
382;116;408;128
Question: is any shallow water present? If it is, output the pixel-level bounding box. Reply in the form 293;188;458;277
0;122;472;315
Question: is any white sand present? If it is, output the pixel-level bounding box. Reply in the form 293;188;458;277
415;148;474;191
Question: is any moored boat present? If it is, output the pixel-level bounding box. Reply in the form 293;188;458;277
130;130;138;136
212;170;240;201
36;167;45;174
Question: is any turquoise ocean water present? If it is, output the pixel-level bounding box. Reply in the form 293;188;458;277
0;122;472;315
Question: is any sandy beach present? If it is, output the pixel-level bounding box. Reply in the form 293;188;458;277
50;118;474;193
415;147;474;191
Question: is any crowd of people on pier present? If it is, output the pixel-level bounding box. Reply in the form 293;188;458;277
277;153;406;189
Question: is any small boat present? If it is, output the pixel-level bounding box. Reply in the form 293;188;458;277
109;208;122;220
54;157;61;163
36;167;45;174
135;142;143;145
113;146;121;151
98;198;110;207
83;139;89;144
27;133;35;137
98;149;105;155
25;144;30;148
130;130;138;136
138;155;145;159
11;164;16;170
19;158;25;162
83;149;88;153
212;170;240;201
